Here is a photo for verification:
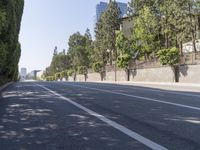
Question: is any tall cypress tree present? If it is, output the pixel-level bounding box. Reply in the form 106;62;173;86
0;0;24;82
103;0;120;65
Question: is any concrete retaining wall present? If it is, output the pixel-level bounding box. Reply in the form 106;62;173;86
87;73;101;82
76;75;85;82
130;67;175;82
67;64;200;84
68;76;74;82
106;71;129;81
179;65;200;83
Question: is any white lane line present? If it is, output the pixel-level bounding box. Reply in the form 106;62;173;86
121;85;200;98
85;82;200;98
66;84;200;111
35;83;168;150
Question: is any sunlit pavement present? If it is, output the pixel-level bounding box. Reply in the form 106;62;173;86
0;81;200;150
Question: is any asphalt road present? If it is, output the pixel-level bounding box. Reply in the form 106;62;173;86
0;81;200;150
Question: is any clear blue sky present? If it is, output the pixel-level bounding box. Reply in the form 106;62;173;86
19;0;130;73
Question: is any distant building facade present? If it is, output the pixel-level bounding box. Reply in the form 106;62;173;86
96;2;107;21
20;68;27;80
120;16;134;39
96;1;128;21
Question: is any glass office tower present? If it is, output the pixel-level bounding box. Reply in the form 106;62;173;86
96;1;128;21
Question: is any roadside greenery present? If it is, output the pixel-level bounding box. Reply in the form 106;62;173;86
116;32;132;70
43;0;200;82
158;47;180;66
158;47;180;82
0;0;24;85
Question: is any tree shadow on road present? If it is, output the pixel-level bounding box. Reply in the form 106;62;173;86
0;82;145;150
57;81;200;150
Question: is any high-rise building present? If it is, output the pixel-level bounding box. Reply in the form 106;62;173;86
96;2;108;21
96;1;128;21
117;2;128;18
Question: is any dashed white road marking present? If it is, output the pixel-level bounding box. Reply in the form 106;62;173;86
35;83;168;150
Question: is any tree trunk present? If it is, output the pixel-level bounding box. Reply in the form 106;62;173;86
192;33;197;53
178;41;183;57
100;72;103;81
188;2;197;54
73;73;76;82
110;51;112;65
165;32;169;49
192;37;197;62
84;74;87;82
172;65;179;82
145;53;148;62
126;69;130;81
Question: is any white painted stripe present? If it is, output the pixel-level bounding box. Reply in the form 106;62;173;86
67;84;200;111
86;82;200;98
35;83;168;150
130;87;200;98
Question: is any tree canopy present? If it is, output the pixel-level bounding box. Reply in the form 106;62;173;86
0;0;24;83
43;0;200;82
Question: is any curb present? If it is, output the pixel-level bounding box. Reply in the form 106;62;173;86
0;82;14;92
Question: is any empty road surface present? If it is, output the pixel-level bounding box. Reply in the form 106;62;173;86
0;81;200;150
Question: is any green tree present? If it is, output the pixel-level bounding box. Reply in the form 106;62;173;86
186;0;200;53
102;0;120;65
132;6;159;60
94;17;108;71
78;66;88;81
68;32;90;77
0;10;6;34
92;61;105;81
170;0;189;56
93;0;120;80
84;28;94;67
128;0;158;15
0;0;24;83
60;70;68;81
160;0;190;56
55;72;61;81
158;47;180;66
116;32;131;69
158;47;180;82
